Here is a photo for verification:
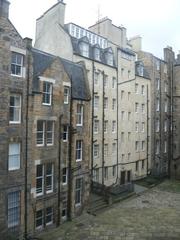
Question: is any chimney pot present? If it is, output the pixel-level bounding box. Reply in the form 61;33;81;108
0;0;10;18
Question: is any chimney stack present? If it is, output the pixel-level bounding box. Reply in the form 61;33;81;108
0;0;10;18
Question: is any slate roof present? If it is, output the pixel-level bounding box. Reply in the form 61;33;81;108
135;61;150;79
31;48;90;101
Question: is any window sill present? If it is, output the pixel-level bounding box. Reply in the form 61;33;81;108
42;103;52;106
11;74;23;78
9;121;21;124
76;159;82;162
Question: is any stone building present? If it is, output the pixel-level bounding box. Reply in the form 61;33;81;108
0;1;91;238
34;0;152;188
0;0;27;238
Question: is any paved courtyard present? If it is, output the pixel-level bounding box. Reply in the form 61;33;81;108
40;180;180;240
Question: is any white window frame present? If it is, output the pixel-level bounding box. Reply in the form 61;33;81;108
62;167;67;185
64;87;69;104
142;122;145;132
141;85;145;95
104;75;108;88
36;121;45;146
135;141;139;152
76;140;82;162
36;164;44;197
142;104;145;113
112;77;116;88
156;119;160;132
8;143;20;171
156;98;160;112
93;144;99;158
79;42;89;57
11;52;24;77
63;125;68;142
104;120;108;133
94;96;99;109
42;81;52;106
165;99;168;112
94;72;99;85
142;141;145;151
35;209;43;229
135;83;138;94
135;103;139;113
46;121;54;146
104;97;108;110
112;99;116;110
164;140;167;153
75;178;83;206
156;140;160;154
9;94;21;124
135;122;139;132
104;167;108;179
104;144;108;156
164;119;167;132
121;111;125;120
7;191;20;228
46;207;53;226
76;104;83;126
112;121;116;133
94;120;99;134
46;163;54;194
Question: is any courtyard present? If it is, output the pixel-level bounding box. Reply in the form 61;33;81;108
40;180;180;240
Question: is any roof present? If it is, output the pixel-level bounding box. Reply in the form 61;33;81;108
135;61;150;79
31;48;90;101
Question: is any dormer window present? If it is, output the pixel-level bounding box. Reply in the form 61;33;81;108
137;64;144;77
105;48;114;66
94;47;100;61
79;42;89;57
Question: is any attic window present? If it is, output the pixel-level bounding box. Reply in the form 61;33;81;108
137;64;144;77
106;52;113;66
79;42;89;57
94;48;100;61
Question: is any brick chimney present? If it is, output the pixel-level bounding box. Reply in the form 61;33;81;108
0;0;10;18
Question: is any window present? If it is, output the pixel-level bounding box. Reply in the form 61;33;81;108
94;120;99;133
135;83;138;94
121;132;124;142
94;48;100;61
36;121;54;146
142;160;145;169
106;52;113;66
36;164;44;196
36;207;53;229
164;119;167;132
8;143;20;171
9;94;21;123
104;75;108;87
8;191;20;228
62;167;67;184
165;82;168;93
112;77;116;88
141;85;145;95
142;104;145;113
94;169;99;182
112;98;116;110
156;78;160;90
155;119;160;132
135;141;139;152
93;144;99;158
121;68;124;77
46;121;54;145
104;97;108;109
46;207;53;226
128;92;131;100
79;42;89;57
128;153;131;160
94;96;99;109
142;141;145;151
121;111;125;120
156;140;160;154
128;132;131;141
62;201;67;220
94;72;99;85
76;104;83;126
128;70;131;79
135;161;139;171
76;140;82;161
104;167;108;179
11;52;23;76
122;154;125;162
104;120;108;133
63;125;68;141
112;121;116;133
164;140;167;153
36;163;54;196
121;90;124;99
135;122;139;132
42;82;52;105
64;87;69;104
156;98;160;112
156;60;160;71
142;122;145;132
104;144;108;156
135;103;139;113
112;165;116;177
46;163;53;193
127;170;131;182
128;112;131;120
75;27;80;38
75;178;83;205
112;143;116;154
164;99;168;112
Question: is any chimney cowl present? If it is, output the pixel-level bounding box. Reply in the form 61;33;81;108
0;0;10;18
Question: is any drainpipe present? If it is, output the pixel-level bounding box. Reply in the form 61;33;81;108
102;71;105;186
146;84;149;176
116;52;119;181
91;61;95;186
24;47;30;240
57;114;63;226
67;77;73;221
159;61;162;176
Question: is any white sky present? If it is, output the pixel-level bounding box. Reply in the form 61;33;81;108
9;0;180;58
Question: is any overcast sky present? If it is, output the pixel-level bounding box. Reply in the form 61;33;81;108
9;0;180;58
